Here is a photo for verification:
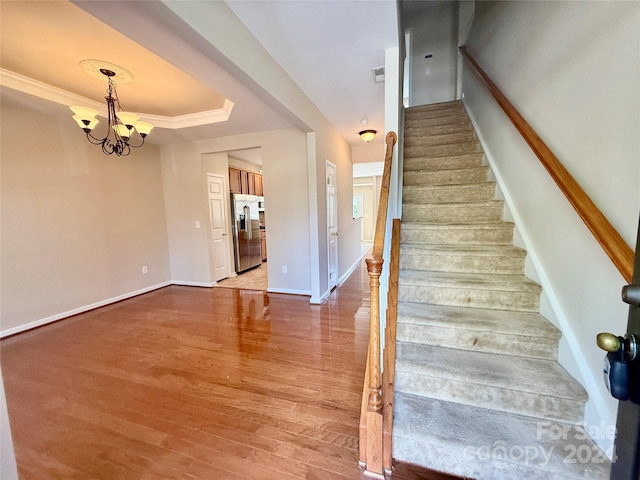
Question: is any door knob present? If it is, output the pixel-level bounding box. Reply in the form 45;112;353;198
597;332;638;361
597;332;622;353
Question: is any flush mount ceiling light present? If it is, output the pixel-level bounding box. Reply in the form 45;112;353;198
70;60;153;156
359;129;377;143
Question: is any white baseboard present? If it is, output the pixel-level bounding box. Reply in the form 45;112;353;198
171;280;215;288
309;288;331;305
267;287;312;297
0;282;171;338
339;251;367;286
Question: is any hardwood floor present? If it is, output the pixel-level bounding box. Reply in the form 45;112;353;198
1;260;465;480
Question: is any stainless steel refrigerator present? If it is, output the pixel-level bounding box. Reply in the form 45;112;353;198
230;193;263;273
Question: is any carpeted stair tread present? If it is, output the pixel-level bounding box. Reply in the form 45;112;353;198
397;302;560;339
405;116;471;129
400;222;514;245
405;104;465;119
396;302;560;359
401;243;526;255
399;270;542;293
395;344;586;423
397;343;586;401
404;122;474;138
404;130;477;148
398;271;541;311
400;244;527;275
403;166;490;186
403;183;496;203
393;395;610;480
403;152;484;171
405;142;483;158
402;201;505;224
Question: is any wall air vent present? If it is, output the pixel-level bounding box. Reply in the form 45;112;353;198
371;65;385;83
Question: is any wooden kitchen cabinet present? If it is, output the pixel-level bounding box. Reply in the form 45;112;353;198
240;170;249;194
229;167;242;193
254;174;263;196
247;172;256;195
229;167;263;196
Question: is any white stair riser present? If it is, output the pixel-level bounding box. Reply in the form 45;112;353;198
402;203;504;223
398;284;540;312
395;371;584;424
403;184;496;203
400;251;525;275
396;323;559;360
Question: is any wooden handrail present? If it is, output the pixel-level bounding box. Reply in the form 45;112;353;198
360;131;397;477
460;46;634;283
366;132;397;415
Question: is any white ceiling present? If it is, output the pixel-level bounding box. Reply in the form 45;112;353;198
227;0;398;146
0;0;398;149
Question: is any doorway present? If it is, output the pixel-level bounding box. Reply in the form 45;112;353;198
326;160;338;291
207;173;231;282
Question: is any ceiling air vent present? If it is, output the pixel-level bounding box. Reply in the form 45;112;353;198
371;65;385;83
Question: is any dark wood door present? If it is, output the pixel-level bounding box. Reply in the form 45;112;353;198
612;216;640;479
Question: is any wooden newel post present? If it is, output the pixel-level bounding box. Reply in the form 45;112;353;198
366;256;383;412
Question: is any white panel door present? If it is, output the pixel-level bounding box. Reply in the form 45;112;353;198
326;160;338;291
207;174;230;281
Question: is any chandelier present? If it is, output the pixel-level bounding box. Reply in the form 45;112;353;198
70;61;153;156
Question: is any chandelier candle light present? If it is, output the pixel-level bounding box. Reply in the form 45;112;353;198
70;60;153;156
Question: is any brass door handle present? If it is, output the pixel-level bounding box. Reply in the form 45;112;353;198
598;332;638;360
597;333;621;353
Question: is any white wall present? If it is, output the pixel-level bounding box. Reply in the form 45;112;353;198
1;90;171;336
403;0;459;106
463;0;640;455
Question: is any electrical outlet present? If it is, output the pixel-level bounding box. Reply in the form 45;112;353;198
282;265;287;274
142;266;148;275
195;221;201;229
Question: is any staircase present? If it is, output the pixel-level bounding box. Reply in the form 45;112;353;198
392;101;610;480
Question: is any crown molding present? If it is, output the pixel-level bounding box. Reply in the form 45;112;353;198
0;68;233;128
